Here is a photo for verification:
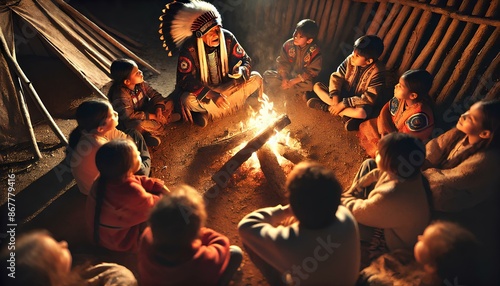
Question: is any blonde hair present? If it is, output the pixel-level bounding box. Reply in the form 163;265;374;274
0;231;79;286
424;221;478;283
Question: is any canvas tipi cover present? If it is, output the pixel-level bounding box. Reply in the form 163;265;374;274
0;0;156;158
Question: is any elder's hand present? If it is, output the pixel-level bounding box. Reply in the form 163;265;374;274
155;108;167;125
281;79;292;89
228;60;243;79
181;102;193;124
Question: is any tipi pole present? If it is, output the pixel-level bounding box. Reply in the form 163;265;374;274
16;82;43;160
0;33;68;147
0;37;41;158
18;80;69;146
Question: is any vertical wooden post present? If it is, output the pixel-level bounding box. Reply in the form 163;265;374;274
425;0;473;75
485;81;500;101
331;0;352;48
292;0;307;28
315;0;328;24
324;0;342;47
437;1;498;105
358;2;375;33
366;2;388;35
454;26;499;103
386;7;422;71
398;0;441;74
317;0;334;42
471;54;499;100
379;5;412;62
330;0;358;63
377;3;401;39
283;0;297;39
431;0;488;101
411;0;456;69
336;1;363;48
309;0;321;21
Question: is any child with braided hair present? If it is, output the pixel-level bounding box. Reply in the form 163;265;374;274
85;138;168;252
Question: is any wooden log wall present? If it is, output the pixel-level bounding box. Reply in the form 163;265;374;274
228;0;499;122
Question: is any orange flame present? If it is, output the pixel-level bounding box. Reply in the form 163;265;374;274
233;93;301;168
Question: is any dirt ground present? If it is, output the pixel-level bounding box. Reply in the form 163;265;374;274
1;1;368;285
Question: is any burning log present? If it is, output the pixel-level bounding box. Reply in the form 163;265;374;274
276;142;307;164
257;145;287;197
212;114;291;188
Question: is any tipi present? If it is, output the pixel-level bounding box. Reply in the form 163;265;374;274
0;0;158;160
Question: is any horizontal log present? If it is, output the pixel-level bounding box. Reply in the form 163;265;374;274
276;143;307;164
353;0;500;27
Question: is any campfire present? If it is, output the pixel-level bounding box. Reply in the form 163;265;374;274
210;94;306;196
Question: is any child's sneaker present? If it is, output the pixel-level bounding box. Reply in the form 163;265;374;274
192;112;208;128
307;98;329;112
342;116;363;131
144;133;161;147
304;91;316;101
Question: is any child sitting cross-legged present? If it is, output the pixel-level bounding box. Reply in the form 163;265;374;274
308;35;390;131
138;184;243;286
263;19;322;100
108;58;180;147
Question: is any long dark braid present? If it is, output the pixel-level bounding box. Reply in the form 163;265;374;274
93;177;108;245
93;138;136;245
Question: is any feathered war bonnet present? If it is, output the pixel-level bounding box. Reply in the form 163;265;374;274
159;0;228;84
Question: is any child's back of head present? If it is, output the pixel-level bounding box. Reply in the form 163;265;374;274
95;138;137;180
353;35;384;61
92;139;139;244
377;133;426;179
295;19;319;41
149;184;207;252
401;69;433;100
286;161;342;229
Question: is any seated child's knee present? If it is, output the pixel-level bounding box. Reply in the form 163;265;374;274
313;82;326;94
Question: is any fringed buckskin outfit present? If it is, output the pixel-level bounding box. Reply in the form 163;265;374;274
159;0;262;121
